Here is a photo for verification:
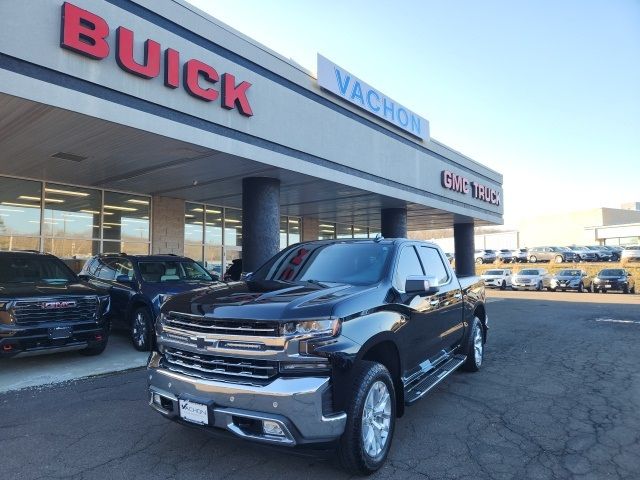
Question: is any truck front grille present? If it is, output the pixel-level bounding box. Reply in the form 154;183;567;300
163;347;278;381
164;312;279;337
12;297;99;324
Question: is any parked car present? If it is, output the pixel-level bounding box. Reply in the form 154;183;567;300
0;251;111;357
481;268;512;289
496;249;514;263
511;268;552;291
601;246;622;261
585;246;613;262
528;247;577;263
80;254;217;351
567;246;598;262
592;268;636;294
621;245;640;262
550;269;592;293
512;248;528;263
475;249;497;264
147;239;487;475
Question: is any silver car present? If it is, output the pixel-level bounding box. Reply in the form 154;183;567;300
475;249;497;264
511;248;528;263
512;268;552;291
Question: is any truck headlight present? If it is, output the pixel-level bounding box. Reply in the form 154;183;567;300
98;295;111;315
158;294;172;305
281;319;341;337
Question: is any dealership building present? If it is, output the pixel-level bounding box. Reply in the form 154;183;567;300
0;0;503;276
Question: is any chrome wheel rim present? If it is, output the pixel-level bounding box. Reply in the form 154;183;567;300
473;326;483;366
133;313;147;347
361;381;391;458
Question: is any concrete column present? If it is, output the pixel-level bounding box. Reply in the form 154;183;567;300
152;196;185;255
454;222;475;277
381;207;407;238
302;217;319;241
242;177;280;272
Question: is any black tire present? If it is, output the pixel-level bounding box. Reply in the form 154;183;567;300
529;256;537;263
131;306;154;351
577;282;584;293
536;281;542;291
555;255;563;263
623;285;629;294
80;334;109;356
461;317;484;372
475;257;483;264
500;280;506;291
338;361;396;476
587;284;593;293
631;286;636;294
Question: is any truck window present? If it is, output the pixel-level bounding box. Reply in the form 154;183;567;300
394;246;424;291
418;246;450;285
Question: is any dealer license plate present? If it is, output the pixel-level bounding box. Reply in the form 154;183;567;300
605;284;612;288
48;326;72;339
179;400;209;425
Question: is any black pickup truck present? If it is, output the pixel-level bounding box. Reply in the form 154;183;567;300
0;251;111;357
147;239;487;475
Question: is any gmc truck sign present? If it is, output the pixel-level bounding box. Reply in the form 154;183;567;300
441;170;501;206
60;2;254;116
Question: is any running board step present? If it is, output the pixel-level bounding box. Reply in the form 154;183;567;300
404;354;466;406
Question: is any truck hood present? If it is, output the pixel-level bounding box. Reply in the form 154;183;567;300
0;281;104;298
162;279;377;321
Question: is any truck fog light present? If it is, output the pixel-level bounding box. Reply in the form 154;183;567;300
153;393;162;406
263;420;285;437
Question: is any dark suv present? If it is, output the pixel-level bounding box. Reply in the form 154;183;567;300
0;251;111;357
80;254;217;351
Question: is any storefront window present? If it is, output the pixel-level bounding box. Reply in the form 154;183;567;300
336;223;353;239
102;241;150;255
185;202;204;261
205;206;223;246
353;226;368;238
288;218;300;244
0;177;42;251
103;191;150;244
319;223;336;240
205;245;223;279
369;230;381;239
224;208;242;247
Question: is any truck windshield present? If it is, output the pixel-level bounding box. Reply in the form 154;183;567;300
0;256;77;284
255;242;393;286
137;261;213;282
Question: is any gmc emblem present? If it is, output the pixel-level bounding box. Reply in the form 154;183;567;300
42;301;77;310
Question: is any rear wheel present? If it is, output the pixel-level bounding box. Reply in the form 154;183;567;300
536;281;543;291
475;258;483;264
577;282;584;293
555;255;564;263
131;307;154;351
338;362;396;476
529;256;537;263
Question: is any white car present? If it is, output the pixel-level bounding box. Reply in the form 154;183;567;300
511;268;552;291
481;269;512;290
621;245;640;262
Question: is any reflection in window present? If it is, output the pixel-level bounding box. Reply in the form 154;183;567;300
102;241;149;255
204;245;223;278
103;192;150;243
353;226;368;238
0;177;42;251
319;223;336;240
205;206;223;246
280;217;288;249
185;202;204;261
224;208;242;247
288;218;300;244
336;223;353;239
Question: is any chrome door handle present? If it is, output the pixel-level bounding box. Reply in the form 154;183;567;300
429;299;440;307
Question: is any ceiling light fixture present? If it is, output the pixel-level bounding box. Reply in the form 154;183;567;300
103;205;137;212
44;188;89;197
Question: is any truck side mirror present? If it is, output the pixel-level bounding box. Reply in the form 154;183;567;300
116;274;133;284
405;276;439;295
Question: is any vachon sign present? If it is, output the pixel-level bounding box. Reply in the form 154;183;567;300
59;2;253;116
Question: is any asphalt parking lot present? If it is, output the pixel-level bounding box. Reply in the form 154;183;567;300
1;291;639;479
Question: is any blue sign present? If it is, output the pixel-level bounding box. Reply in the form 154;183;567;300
317;54;429;141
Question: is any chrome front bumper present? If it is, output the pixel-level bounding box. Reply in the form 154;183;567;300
147;352;346;446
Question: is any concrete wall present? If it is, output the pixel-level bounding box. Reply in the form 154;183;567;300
151;196;185;255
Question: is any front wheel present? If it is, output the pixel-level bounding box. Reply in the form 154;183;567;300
631;285;636;294
529;256;538;263
536;281;543;291
131;307;154;351
475;258;483;264
555;255;564;263
338;362;396;476
500;280;506;291
577;282;584;293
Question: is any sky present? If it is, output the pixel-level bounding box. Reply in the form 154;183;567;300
184;0;640;227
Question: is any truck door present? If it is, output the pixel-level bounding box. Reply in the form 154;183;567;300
417;246;465;354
